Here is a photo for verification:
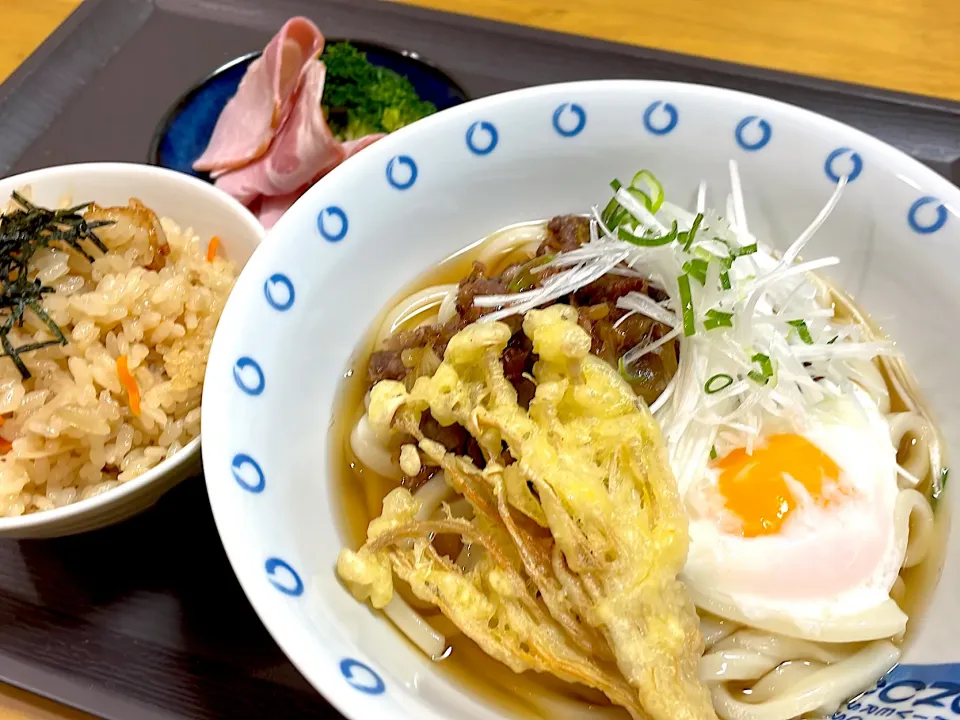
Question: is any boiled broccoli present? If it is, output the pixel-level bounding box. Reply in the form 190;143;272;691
321;43;437;141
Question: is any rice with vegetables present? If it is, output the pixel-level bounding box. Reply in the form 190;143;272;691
0;190;236;516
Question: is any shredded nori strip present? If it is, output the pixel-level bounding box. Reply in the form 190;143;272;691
0;192;111;378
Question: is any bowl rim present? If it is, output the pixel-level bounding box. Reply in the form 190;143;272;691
0;161;263;532
147;39;472;174
202;78;960;720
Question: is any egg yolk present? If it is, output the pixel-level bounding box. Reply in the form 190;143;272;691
713;434;841;537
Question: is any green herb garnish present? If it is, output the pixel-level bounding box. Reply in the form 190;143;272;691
703;309;734;330
705;374;734;394
730;243;758;258
0;192;109;378
787;319;814;344
681;212;704;252
629;170;664;213
618;221;678;247
710;445;718;460
682;258;709;285
748;352;775;385
678;274;695;337
321;43;437;141
508;254;553;292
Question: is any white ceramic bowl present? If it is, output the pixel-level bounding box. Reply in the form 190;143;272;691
0;162;264;538
202;81;960;720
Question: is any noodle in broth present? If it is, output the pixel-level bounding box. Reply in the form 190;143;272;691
332;182;948;720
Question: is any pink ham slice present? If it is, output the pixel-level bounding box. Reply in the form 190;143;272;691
193;16;325;174
341;134;387;158
212;59;387;226
257;189;306;229
254;132;386;229
212;62;345;204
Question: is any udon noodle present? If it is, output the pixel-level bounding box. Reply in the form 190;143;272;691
334;171;946;720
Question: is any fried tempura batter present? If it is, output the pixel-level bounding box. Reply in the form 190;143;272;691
338;306;716;719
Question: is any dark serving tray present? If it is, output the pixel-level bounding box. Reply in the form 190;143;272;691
0;0;958;717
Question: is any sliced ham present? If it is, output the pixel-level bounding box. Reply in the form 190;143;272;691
196;17;389;226
193;17;325;173
341;134;387;158
257;188;307;229
213;62;344;201
212;59;387;226
253;133;386;228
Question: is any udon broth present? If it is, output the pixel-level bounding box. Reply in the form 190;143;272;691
331;219;949;720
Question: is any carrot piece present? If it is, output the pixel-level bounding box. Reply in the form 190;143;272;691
0;438;11;453
116;355;141;417
206;236;221;262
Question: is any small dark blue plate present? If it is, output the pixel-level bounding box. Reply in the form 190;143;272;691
149;40;469;181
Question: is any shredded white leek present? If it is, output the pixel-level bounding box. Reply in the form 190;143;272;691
472;160;897;487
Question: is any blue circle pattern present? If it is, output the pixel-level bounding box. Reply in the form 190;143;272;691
735;116;772;151
466;121;498;155
231;453;265;493
825;147;863;184
386;155;418;190
642;101;678;136
233;357;265;396
908;196;948;234
265;557;304;596
552;103;586;137
264;273;295;312
318;206;348;242
340;659;386;695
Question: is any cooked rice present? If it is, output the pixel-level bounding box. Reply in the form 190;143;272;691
0;192;236;516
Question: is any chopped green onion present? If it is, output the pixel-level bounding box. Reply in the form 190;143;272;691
618;355;647;382
682;257;709;285
618;221;678;247
730;243;758;257
625;187;655;211
600;179;624;227
827;335;839;344
719;271;732;290
630;170;664;213
703;309;734;330
704;373;734;394
678;274;695;337
508;254;553;292
681;213;704;252
719;242;758;268
748;353;774;385
787;319;814;344
710;445;718;460
600;197;620;227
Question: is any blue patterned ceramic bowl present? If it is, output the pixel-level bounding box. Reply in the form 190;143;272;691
150;41;469;180
201;81;960;720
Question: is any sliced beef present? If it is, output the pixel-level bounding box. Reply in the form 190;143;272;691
538;215;590;256
456;262;509;325
575;274;650;307
384;323;456;357
367;350;408;383
420;412;485;467
365;214;679;407
501;331;533;383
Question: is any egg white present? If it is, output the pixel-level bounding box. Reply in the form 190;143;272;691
680;385;908;641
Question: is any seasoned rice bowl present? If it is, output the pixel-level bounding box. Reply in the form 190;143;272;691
0;191;237;518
